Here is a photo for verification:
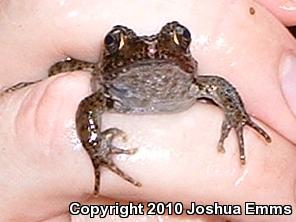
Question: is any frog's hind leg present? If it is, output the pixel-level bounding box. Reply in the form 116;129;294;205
48;57;95;76
2;80;41;94
2;58;95;94
193;75;271;164
76;91;141;195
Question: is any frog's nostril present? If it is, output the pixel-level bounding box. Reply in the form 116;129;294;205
147;45;157;58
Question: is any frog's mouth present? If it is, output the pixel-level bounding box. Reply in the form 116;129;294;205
108;57;196;76
114;59;180;73
132;59;172;65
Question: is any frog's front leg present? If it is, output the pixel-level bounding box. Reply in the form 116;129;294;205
76;91;141;195
192;75;271;164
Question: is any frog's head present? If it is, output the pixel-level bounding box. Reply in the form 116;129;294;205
100;21;197;75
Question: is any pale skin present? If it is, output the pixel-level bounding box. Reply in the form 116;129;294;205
0;1;296;222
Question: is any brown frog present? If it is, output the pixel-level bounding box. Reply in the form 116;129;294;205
9;21;272;195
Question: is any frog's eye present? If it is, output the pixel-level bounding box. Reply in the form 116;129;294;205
104;25;136;54
104;31;121;54
173;25;191;50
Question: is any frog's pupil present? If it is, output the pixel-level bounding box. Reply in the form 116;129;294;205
183;29;191;39
105;34;115;46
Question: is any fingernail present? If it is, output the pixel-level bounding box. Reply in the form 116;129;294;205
280;52;296;117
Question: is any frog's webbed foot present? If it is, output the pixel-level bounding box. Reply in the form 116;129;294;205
91;128;141;195
218;113;271;164
193;75;271;164
76;92;141;195
48;57;95;76
94;128;141;190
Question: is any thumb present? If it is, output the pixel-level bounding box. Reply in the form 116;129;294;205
0;72;93;222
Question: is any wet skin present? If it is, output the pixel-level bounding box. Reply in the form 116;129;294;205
47;21;270;195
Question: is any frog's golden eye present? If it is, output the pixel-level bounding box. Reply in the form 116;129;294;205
104;25;137;54
173;25;191;50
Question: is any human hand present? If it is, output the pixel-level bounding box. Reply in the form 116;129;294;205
0;1;296;222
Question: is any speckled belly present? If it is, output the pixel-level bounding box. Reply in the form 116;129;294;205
107;63;195;113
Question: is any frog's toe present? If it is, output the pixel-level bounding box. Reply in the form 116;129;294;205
218;116;247;164
217;143;226;153
217;119;231;154
110;146;138;155
247;119;272;143
98;127;137;156
106;160;142;187
101;128;128;143
234;124;246;164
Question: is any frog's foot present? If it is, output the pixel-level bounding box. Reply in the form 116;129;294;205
218;114;271;164
193;75;271;164
93;128;141;194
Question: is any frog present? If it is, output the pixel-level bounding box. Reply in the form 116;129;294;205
6;21;272;195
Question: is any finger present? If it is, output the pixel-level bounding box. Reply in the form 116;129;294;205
255;0;296;26
0;73;93;222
